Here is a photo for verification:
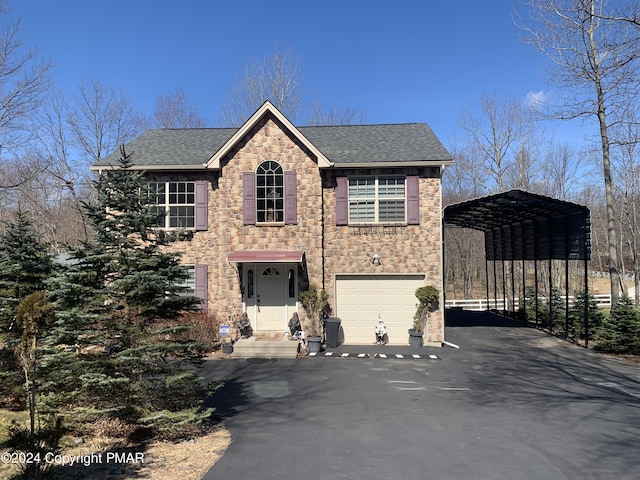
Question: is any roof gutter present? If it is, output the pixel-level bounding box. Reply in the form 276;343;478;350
89;164;214;173
329;160;454;168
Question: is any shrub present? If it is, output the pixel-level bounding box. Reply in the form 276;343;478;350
413;286;439;332
154;311;225;352
595;293;640;354
567;291;604;343
615;299;640;354
299;285;330;337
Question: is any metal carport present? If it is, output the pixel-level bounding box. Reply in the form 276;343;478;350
443;190;592;345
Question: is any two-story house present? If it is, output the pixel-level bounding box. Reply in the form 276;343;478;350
92;101;453;345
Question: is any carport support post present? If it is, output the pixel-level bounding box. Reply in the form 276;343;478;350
549;258;553;335
565;257;570;339
500;225;507;313
493;231;498;311
548;217;554;335
534;222;539;328
511;259;516;315
564;215;569;340
584;255;589;348
485;230;491;312
493;246;498;311
485;258;490;311
565;214;570;340
511;224;516;316
522;222;527;325
522;258;527;323
501;247;507;313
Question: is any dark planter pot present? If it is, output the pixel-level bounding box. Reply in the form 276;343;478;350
222;343;234;354
306;336;323;354
408;329;424;348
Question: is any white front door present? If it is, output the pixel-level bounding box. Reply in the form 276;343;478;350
244;264;296;332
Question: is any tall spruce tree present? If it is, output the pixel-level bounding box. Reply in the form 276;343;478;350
44;146;211;434
0;211;53;330
0;212;53;409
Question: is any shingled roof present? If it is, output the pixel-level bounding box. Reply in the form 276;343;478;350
302;123;452;166
92;121;452;170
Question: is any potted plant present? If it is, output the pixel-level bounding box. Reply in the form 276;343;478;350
409;285;440;348
299;284;330;354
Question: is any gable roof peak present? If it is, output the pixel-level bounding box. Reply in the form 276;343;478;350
205;101;333;169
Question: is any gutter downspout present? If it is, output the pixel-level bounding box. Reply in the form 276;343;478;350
439;164;446;345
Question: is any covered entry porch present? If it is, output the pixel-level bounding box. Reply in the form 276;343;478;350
227;250;308;334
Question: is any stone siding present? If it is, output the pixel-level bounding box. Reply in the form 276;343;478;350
322;169;444;344
154;118;445;343
161;118;324;324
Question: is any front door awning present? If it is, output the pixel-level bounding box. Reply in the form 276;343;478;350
226;250;305;263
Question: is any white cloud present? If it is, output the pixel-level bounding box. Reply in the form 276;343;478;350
525;90;549;109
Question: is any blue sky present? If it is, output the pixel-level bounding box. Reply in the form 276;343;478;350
8;0;585;147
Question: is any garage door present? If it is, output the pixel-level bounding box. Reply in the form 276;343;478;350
335;275;425;344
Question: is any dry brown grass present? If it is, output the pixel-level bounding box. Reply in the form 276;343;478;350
0;414;231;480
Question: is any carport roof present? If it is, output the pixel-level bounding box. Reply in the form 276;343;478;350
443;190;591;261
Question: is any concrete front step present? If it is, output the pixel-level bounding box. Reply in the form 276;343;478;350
231;337;300;358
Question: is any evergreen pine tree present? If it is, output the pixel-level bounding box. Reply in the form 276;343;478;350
0;212;53;408
0;211;53;329
548;286;565;333
44;146;211;434
524;285;544;325
595;293;640;354
567;291;604;343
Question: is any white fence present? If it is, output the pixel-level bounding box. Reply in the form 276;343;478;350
445;294;612;311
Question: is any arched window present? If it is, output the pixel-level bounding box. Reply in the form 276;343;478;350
256;161;284;223
262;267;280;277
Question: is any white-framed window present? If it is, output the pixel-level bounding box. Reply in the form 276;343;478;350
256;161;284;223
150;181;195;229
177;265;196;297
348;176;406;224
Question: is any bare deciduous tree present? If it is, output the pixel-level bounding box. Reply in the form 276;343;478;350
611;114;640;305
517;0;640;305
67;79;145;164
32;89;91;243
16;81;145;247
458;94;535;191
306;99;368;126
150;88;207;128
443;143;489;201
0;0;51;188
538;140;582;200
457;92;537;192
219;45;303;126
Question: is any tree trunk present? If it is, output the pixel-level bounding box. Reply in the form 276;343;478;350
587;6;620;306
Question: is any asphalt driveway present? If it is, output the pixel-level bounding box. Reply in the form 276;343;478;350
200;310;640;479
